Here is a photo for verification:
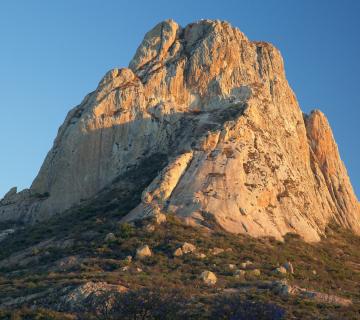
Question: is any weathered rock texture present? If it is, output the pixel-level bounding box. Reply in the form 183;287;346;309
1;19;359;241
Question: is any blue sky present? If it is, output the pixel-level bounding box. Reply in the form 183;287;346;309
0;0;359;198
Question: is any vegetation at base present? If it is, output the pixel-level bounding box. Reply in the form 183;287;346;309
0;308;75;320
0;154;359;319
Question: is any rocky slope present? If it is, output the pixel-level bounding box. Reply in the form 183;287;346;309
1;19;359;241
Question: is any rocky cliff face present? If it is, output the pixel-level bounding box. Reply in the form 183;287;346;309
1;19;359;241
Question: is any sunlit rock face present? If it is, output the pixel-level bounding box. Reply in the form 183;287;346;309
1;19;359;241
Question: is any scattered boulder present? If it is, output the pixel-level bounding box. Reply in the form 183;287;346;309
248;269;261;277
273;266;287;275
61;281;127;311
240;260;253;269
105;232;116;242
144;224;156;232
182;242;196;254
200;271;217;285
195;252;207;259
173;247;183;257
173;242;196;257
153;212;167;224
136;245;152;259
124;255;132;263
301;291;352;307
53;255;81;272
271;280;352;306
270;280;295;296
283;261;294;274
234;269;246;278
210;247;224;255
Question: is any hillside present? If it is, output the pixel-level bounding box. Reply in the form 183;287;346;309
0;208;359;319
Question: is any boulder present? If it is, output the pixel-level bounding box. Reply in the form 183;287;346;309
61;281;127;311
195;252;207;259
53;255;81;272
182;242;196;254
144;224;156;232
234;269;246;278
173;248;184;257
124;255;132;263
271;280;352;306
273;266;287;275
248;269;261;277
200;271;217;285
135;245;152;259
105;233;116;242
240;260;253;269
301;291;352;307
153;212;167;224
174;242;196;257
210;248;225;255
283;261;294;274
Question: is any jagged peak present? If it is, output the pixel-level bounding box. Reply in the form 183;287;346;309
128;19;249;77
129;19;181;73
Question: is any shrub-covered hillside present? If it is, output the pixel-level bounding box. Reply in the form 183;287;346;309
0;201;359;319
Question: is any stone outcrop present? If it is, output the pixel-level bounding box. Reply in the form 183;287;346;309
60;281;127;312
135;245;152;259
173;242;197;257
271;280;352;306
273;266;287;275
200;270;217;285
0;19;359;241
283;261;294;274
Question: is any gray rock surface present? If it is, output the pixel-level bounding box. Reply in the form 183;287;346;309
60;281;127;312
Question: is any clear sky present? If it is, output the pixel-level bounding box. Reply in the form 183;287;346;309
0;0;359;199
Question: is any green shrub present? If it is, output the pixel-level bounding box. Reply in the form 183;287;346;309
117;223;135;239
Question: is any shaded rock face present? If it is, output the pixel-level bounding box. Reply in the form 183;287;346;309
0;19;359;241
